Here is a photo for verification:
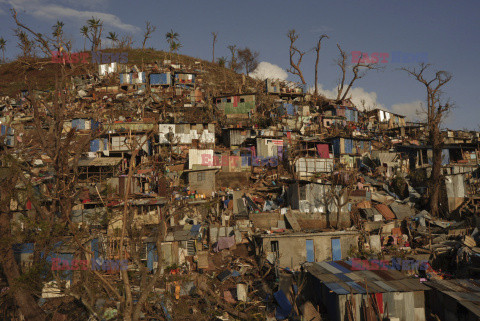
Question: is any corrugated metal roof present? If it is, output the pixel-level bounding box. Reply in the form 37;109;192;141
374;280;397;292
389;202;415;220
425;279;480;317
306;260;429;295
317;261;343;274
376;152;398;165
324;282;350;295
329;261;352;274
361;207;381;220
78;157;123;167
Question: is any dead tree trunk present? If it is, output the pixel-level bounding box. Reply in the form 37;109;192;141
314;34;329;98
212;32;218;63
287;29;307;85
429;124;443;216
0;176;47;321
402;63;452;217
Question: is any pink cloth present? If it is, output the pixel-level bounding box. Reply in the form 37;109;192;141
214;236;235;252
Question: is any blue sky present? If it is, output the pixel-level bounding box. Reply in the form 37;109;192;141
0;0;478;129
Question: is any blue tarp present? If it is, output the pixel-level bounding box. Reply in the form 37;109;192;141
252;156;278;167
274;290;292;320
91;238;99;261
1;125;14;136
306;240;314;262
90;139;100;152
442;149;450;165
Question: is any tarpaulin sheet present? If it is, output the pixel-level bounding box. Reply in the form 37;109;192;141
274;290;292;320
215;236;235;251
316;144;330;158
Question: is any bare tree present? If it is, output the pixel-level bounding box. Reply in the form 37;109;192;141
217;56;227;68
142;21;156;50
212;32;218;63
12;9;53;58
237;47;259;76
314;34;329;97
287;29;308;85
336;44;382;101
118;34;134;50
227;44;241;72
318;169;357;228
402;63;453;217
0;37;6;62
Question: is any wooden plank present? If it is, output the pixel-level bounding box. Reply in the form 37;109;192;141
285;212;301;232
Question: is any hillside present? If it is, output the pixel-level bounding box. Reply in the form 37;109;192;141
0;49;261;97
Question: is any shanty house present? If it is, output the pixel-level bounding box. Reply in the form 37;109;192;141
1;124;15;147
330;137;372;156
287;181;350;227
119;72;147;85
255;231;358;270
294;158;334;178
322;115;346;128
304;260;429;321
366;108;407;129
256;138;283;159
174;72;195;86
158;123;215;147
77;157;123;183
222;127;256;147
265;79;305;96
324;105;359;123
149;72;172;86
98;62;118;76
215;94;255;118
185;168;218;196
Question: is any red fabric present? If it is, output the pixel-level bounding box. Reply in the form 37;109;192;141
375;293;384;314
316;144;330;158
233;96;239;107
26;200;32;210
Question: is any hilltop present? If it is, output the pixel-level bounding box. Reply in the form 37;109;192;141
0;48;261;97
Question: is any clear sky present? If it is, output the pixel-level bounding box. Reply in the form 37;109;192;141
0;0;478;130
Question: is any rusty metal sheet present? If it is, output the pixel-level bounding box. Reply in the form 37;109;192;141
374;203;396;220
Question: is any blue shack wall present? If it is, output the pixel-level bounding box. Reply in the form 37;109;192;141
150;73;171;85
14;243;74;281
442;149;450;165
90;139;100;152
91;238;100;261
333;138;341;156
147;243;158;271
344;139;353;154
72;119;94;130
1;125;14;136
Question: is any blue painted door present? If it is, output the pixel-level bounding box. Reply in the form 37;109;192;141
306;240;314;262
331;238;341;261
